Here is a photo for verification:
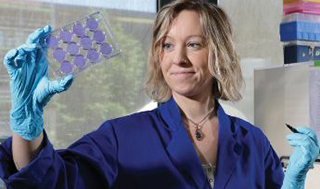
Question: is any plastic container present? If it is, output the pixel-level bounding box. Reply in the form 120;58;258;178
41;11;121;79
283;1;320;15
280;21;320;41
283;0;320;4
282;13;320;23
283;41;320;64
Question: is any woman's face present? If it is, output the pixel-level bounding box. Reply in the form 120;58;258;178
160;10;213;99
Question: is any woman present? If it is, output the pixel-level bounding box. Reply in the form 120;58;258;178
0;0;318;188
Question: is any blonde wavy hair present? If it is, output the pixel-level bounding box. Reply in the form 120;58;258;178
145;0;244;102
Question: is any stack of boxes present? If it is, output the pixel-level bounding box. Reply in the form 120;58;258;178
280;0;320;64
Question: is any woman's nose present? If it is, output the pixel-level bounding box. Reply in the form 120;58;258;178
172;47;188;65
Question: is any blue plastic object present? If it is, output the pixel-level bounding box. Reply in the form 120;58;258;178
284;41;320;64
315;46;320;60
3;26;73;140
280;21;320;42
284;44;312;63
282;127;319;189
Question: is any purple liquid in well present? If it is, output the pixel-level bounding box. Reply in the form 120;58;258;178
74;55;86;69
86;18;99;31
87;49;100;63
100;43;112;57
80;36;92;50
45;36;59;49
93;30;105;43
53;48;66;62
67;42;79;56
73;23;86;37
60;60;74;74
59;30;73;43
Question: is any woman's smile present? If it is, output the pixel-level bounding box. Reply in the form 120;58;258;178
171;71;195;78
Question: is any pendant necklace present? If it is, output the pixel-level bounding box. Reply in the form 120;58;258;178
185;107;215;141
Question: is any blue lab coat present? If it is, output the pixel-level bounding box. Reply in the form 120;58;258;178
0;97;284;189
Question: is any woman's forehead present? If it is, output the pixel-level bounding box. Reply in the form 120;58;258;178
165;10;203;39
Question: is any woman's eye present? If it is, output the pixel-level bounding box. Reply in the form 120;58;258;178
188;42;201;49
162;43;173;51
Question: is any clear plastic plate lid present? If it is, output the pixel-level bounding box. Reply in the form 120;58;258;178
41;11;121;79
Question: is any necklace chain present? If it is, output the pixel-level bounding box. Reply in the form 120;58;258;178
185;107;215;141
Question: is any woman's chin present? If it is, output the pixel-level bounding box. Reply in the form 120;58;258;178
172;88;197;98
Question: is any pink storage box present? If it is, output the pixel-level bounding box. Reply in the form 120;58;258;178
283;0;320;4
283;1;320;15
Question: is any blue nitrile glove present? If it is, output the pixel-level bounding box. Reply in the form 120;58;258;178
282;127;319;189
3;26;73;140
